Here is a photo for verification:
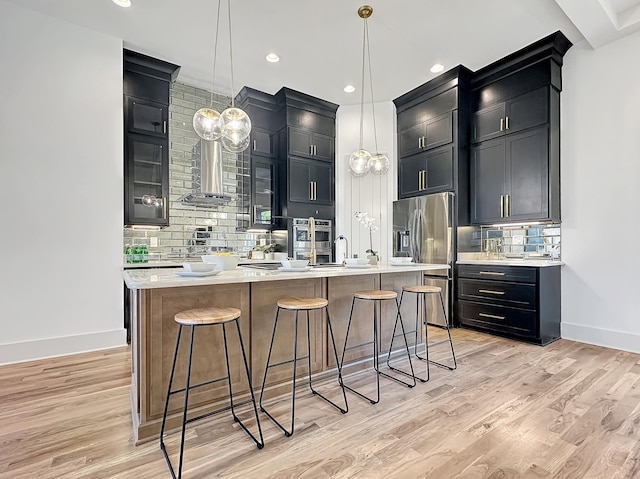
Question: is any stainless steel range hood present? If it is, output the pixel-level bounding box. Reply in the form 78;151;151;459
180;139;232;206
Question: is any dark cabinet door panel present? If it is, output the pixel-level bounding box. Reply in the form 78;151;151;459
505;87;548;135
251;128;275;157
506;127;549;221
398;154;426;198
312;133;334;162
289;128;312;158
127;97;168;138
459;300;537;338
458;278;536;309
425;145;454;192
458;264;537;283
311;163;333;204
471;139;506;224
288;158;312;202
399;123;425;158
425;112;453;150
472;103;505;143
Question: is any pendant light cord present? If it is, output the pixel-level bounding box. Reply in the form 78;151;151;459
358;16;366;150
227;0;236;107
365;17;379;154
209;0;221;108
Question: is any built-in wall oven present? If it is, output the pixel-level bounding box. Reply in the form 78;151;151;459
292;218;332;263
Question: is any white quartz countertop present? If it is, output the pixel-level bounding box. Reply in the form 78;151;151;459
123;263;448;290
122;258;277;269
456;259;565;267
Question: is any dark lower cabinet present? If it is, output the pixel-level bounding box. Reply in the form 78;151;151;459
457;263;561;345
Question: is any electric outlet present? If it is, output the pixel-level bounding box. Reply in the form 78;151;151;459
150;237;158;247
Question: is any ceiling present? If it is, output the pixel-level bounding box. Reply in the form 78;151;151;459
7;0;638;106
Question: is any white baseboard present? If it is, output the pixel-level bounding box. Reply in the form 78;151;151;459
562;322;640;354
0;329;127;365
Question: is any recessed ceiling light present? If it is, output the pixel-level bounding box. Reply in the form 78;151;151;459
112;0;131;6
265;53;280;63
430;63;444;73
344;85;356;93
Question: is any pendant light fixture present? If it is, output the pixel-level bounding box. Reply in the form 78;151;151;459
348;5;390;177
193;0;223;141
193;0;251;152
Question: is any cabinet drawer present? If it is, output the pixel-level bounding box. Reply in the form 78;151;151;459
457;264;536;283
459;300;537;338
458;279;535;309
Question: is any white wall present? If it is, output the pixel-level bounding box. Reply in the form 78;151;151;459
561;31;640;353
0;0;125;364
336;102;396;261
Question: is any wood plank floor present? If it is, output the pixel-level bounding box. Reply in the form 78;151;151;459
1;329;640;478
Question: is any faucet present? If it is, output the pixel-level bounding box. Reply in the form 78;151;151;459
308;216;317;266
334;235;348;264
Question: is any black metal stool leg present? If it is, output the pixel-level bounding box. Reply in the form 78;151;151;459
426;292;457;371
306;306;348;413
387;292;428;383
160;325;183;479
259;306;280;410
231;319;264;448
340;297;380;404
381;298;417;387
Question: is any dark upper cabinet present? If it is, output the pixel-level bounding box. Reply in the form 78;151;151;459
288;127;334;162
123;49;179;227
398;111;453;158
274;87;338;222
471;126;550;224
394;66;472;222
472;88;549;143
399;145;454;198
250;127;276;157
468;31;571;225
288;157;332;205
251;156;277;227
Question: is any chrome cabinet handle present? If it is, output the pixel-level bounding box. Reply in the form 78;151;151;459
505;194;510;217
163;120;167;134
479;312;505;320
500;195;504;218
479;271;505;276
162;197;167;220
422;170;427;190
313;182;317;200
505;116;509;130
309;182;313;200
253;139;257;150
478;289;505;295
418;137;422;148
500;118;504;131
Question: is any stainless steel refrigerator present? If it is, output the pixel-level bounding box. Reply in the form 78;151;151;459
393;192;454;326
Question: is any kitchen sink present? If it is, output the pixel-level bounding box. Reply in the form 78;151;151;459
311;263;344;268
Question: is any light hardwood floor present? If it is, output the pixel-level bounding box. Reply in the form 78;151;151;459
1;329;640;478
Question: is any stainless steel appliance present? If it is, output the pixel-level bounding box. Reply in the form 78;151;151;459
292;218;332;264
393;192;454;326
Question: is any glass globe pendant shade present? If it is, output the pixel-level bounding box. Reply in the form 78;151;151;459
193;107;222;141
220;107;251;144
221;134;251;153
349;149;371;176
368;153;390;176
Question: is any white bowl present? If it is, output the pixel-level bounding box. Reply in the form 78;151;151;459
344;258;369;266
201;255;240;270
182;262;216;273
390;257;413;264
281;259;309;269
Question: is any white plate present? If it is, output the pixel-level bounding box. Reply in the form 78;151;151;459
345;264;371;269
176;270;222;277
390;261;415;266
278;266;312;272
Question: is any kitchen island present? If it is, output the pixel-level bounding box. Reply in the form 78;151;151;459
124;263;446;443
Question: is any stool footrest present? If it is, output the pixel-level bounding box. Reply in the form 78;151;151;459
168;376;229;396
185;398;254;425
268;356;310;369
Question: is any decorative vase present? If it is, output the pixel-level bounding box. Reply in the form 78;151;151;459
265;252;275;260
367;255;378;265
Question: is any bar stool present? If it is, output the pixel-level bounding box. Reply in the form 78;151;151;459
259;297;348;437
390;285;457;382
160;307;263;479
339;290;416;405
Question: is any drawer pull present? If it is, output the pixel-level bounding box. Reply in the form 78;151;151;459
479;271;505;276
479;312;505;320
478;289;505;295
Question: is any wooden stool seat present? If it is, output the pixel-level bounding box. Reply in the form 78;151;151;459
402;285;442;294
354;290;397;300
277;297;328;310
174;307;241;326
